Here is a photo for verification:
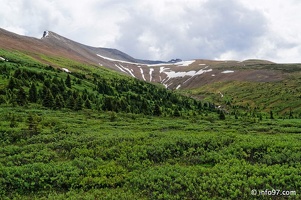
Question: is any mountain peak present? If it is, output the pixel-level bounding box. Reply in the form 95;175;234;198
42;30;49;39
168;58;182;63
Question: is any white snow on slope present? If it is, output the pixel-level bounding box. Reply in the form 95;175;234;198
97;54;196;68
165;70;194;78
138;66;146;81
160;67;165;73
149;60;195;67
160;67;212;79
115;64;127;73
176;85;181;89
162;81;172;88
221;70;234;74
176;60;195;66
97;54;142;65
183;76;194;85
61;68;71;73
149;68;154;82
0;57;5;61
195;68;213;75
117;64;135;77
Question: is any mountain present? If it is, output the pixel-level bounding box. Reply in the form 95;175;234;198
1;28;301;117
0;28;278;89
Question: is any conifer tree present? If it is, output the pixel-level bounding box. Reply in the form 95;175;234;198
16;88;27;106
153;104;162;116
55;94;65;109
50;84;59;97
84;98;92;109
173;108;181;117
42;88;54;108
26;113;40;136
103;96;114;111
65;74;71;88
74;96;83;111
58;78;66;92
28;83;38;103
66;96;75;109
7;77;16;90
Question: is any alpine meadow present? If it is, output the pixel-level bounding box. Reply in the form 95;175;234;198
0;29;301;199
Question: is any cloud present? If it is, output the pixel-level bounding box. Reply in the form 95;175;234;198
0;0;301;62
113;0;268;60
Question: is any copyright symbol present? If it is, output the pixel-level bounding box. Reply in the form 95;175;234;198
251;189;257;195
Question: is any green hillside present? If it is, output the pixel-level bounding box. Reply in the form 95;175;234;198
1;49;301;199
0;49;207;117
188;63;301;119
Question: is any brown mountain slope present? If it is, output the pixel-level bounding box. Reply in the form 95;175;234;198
0;28;285;90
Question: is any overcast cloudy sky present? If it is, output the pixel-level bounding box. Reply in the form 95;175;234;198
1;0;301;63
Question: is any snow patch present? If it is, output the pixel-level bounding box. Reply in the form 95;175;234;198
147;63;171;67
149;68;154;82
139;67;146;81
160;67;165;73
97;54;195;68
162;81;172;89
160;67;212;81
222;70;234;74
183;76;194;85
115;64;127;73
161;77;170;83
147;60;195;67
0;57;5;61
176;85;181;90
61;68;71;73
176;60;195;66
195;68;213;75
212;74;216;77
118;64;135;77
97;54;142;65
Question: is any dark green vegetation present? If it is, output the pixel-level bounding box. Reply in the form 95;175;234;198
0;49;205;116
1;49;301;199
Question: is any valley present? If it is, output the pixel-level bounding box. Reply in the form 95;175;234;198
0;28;301;199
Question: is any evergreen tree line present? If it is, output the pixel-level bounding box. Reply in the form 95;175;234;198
0;64;215;116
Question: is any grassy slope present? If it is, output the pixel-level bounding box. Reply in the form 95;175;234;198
0;49;301;199
188;65;301;118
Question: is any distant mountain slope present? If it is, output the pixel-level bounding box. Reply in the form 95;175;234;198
41;31;164;65
0;28;281;89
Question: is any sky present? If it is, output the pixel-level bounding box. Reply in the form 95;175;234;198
0;0;301;63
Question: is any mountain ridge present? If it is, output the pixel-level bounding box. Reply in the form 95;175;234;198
0;28;284;91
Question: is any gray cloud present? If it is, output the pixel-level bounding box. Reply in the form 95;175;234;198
116;0;267;60
0;0;301;62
